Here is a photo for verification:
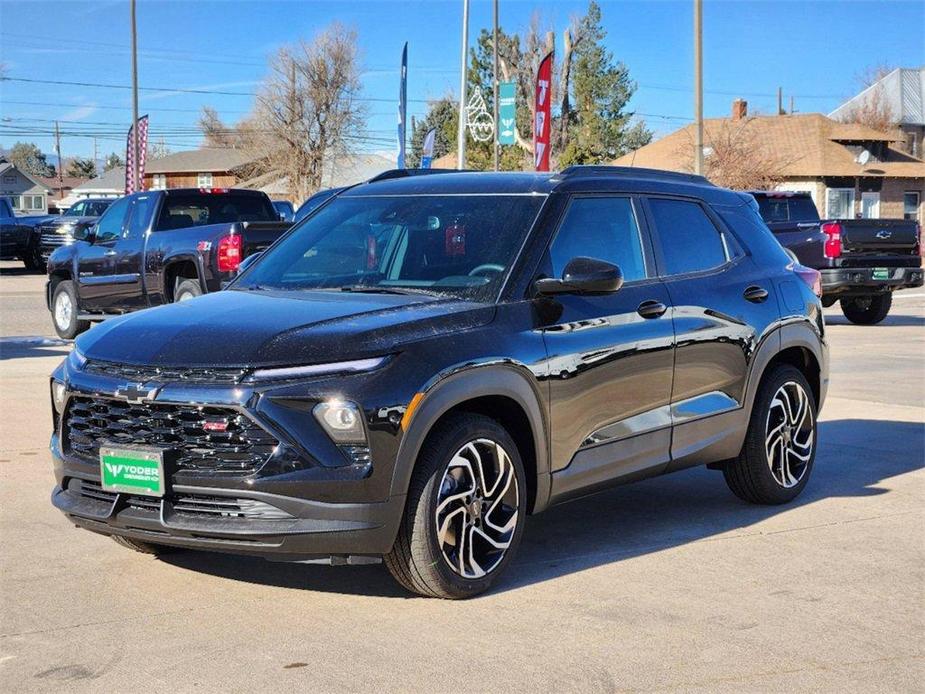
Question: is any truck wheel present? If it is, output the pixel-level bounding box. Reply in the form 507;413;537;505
51;281;89;340
384;413;527;599
174;278;203;302
840;293;892;325
22;242;43;272
723;364;817;505
112;535;179;556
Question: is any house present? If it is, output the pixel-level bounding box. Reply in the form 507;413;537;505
612;102;925;223
144;149;257;191
0;158;49;215
70;167;126;201
828;67;925;160
36;174;91;213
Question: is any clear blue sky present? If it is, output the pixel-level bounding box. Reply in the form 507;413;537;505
1;0;923;164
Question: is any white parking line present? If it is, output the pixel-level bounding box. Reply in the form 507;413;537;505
892;293;925;299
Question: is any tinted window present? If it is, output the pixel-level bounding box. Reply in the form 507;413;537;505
237;194;545;302
66;201;86;216
756;197;789;222
94;196;132;243
548;197;646;282
787;197;819;222
125;195;156;239
648;198;727;275
154;193;276;231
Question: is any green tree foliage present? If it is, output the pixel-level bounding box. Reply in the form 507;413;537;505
104;153;124;172
67;157;97;178
407;97;457;168
7;141;55;177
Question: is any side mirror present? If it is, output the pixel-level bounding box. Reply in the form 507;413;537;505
534;257;624;296
73;224;95;243
237;251;262;275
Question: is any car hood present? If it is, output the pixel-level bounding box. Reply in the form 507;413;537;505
44;216;98;227
76;289;495;368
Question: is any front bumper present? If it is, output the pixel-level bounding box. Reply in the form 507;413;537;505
51;437;404;559
821;265;923;297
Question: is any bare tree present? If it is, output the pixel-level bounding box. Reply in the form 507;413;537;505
677;118;789;191
839;64;897;133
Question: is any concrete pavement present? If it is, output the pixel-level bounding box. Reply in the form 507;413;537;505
1;262;922;692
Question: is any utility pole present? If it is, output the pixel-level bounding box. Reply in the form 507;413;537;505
54;120;63;203
693;0;703;175
789;95;795;115
777;86;783;115
457;0;469;170
93;137;98;177
130;0;140;191
492;0;499;171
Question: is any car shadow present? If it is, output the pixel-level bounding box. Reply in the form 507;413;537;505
0;264;42;276
0;336;70;361
824;310;925;328
159;418;924;599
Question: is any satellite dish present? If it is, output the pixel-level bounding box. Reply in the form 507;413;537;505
856;149;871;165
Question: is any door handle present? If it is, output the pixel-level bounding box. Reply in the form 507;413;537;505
104;250;117;257
743;285;769;303
637;300;668;319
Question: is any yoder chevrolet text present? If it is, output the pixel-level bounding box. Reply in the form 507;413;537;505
50;167;828;599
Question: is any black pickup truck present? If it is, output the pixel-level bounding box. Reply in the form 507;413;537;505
36;198;114;265
750;191;922;324
46;188;290;338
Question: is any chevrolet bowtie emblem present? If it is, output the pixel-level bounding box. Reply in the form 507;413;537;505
875;229;892;239
115;383;159;404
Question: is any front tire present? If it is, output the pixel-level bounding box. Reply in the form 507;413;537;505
23;242;43;271
385;413;527;599
840;293;891;325
723;364;817;505
174;278;203;302
51;280;89;340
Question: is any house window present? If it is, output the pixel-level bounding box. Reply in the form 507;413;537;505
151;174;167;190
197;172;213;187
860;192;880;219
13;195;44;211
904;192;921;221
826;188;855;219
2;175;15;184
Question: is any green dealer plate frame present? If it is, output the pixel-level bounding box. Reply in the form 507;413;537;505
99;445;166;497
872;268;890;280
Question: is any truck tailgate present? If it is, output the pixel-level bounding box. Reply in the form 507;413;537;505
233;221;292;257
840;219;919;255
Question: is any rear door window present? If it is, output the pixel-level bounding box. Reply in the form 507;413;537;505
547;196;648;282
647;198;728;276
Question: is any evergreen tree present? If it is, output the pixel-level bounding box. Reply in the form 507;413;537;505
67;157;97;178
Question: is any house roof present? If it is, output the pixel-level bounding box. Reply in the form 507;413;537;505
0;160;46;189
145;148;257;174
829;67;925;126
612;113;925;179
36;175;91;198
72;166;126;193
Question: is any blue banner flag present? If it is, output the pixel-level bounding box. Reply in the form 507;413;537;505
498;82;516;145
420;128;436;169
397;42;408;169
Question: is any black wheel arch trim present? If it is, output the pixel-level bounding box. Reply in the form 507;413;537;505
390;361;551;514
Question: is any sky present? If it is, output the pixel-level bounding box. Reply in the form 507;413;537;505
0;0;923;166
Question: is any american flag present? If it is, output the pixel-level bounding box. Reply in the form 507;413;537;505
124;115;149;194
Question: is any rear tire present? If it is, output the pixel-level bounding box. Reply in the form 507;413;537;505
840;293;891;325
112;535;178;556
174;277;203;302
723;364;817;505
51;280;89;340
384;413;527;599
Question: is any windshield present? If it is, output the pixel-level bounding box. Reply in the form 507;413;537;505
236;194;545;302
294;187;342;223
67;200;112;217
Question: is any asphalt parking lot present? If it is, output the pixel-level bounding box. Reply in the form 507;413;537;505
0;259;922;692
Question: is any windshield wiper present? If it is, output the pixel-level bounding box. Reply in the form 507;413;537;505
338;285;436;296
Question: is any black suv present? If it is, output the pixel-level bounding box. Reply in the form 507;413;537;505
49;167;828;598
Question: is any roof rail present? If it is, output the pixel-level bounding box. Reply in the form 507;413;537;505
367;168;465;183
554;165;712;186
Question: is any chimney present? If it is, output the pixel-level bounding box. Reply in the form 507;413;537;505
732;99;748;121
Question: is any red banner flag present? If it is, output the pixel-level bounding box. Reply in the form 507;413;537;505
533;51;553;172
124;115;149;194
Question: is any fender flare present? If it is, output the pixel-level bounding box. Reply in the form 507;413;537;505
160;253;206;301
390;362;551;513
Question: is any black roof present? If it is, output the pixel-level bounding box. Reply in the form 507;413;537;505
342;166;741;205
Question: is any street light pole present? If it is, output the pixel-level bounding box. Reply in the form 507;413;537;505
457;0;469;170
693;0;703;175
492;0;499;171
130;0;140;191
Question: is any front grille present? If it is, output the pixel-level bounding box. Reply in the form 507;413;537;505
39;225;71;257
74;479;291;519
84;360;248;385
65;396;278;474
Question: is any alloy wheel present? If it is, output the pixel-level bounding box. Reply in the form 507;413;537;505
55;292;72;331
434;438;519;579
765;381;814;488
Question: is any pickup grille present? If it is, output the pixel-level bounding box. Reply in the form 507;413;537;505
84;360;248;385
39;224;71;258
64;396;278;474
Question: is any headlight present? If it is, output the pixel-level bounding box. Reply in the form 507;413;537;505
249;356;387;382
51;380;67;414
313;400;367;444
68;347;87;371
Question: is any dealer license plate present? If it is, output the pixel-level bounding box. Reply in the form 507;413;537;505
99;446;165;497
872;268;890;280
